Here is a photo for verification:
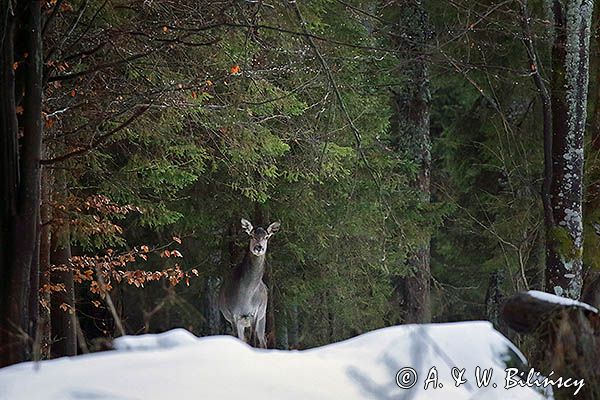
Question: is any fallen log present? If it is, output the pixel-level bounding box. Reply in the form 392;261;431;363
501;290;600;399
502;290;598;333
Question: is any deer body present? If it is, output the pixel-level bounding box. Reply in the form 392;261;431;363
218;219;280;348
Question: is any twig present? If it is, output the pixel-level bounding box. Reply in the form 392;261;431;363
143;289;174;333
42;0;65;36
40;105;150;165
94;267;126;337
291;2;381;188
74;314;89;354
45;0;89;63
519;1;554;229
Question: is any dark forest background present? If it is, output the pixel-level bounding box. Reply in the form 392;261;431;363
2;2;600;393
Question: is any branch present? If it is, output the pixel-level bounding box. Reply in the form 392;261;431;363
42;0;65;36
94;266;126;337
63;0;109;59
291;1;382;196
40;105;150;165
63;41;107;62
519;1;554;228
47;32;217;82
47;49;156;82
292;6;359;149
171;21;396;53
44;0;89;63
335;0;388;24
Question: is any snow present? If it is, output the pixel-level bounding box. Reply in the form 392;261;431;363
113;328;198;351
0;321;548;400
528;290;598;313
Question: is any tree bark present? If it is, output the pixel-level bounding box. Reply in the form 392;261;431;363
203;276;222;335
275;307;289;350
582;3;600;311
390;1;432;323
524;230;545;291
484;271;503;327
0;0;20;366
288;303;299;349
0;0;44;367
50;223;77;357
546;0;594;299
49;164;76;358
39;168;52;358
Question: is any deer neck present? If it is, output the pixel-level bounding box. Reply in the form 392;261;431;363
239;252;266;288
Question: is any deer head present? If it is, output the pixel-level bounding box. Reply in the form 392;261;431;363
241;218;280;256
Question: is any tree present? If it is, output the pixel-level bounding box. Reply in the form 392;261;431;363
545;0;594;299
49;169;76;357
35;0;417;351
388;0;432;323
0;0;43;367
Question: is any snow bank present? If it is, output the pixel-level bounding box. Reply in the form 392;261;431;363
527;290;598;313
0;321;548;400
113;328;199;351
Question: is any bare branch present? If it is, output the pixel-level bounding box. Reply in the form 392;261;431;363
519;1;554;228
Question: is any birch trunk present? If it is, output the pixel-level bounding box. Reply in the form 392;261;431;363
546;0;594;299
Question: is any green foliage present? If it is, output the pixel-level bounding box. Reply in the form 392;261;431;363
584;208;600;269
45;0;425;345
49;0;555;348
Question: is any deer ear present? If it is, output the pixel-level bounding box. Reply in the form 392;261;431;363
241;218;253;235
267;221;281;235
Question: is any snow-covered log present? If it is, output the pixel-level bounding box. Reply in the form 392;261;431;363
502;290;600;398
502;290;597;333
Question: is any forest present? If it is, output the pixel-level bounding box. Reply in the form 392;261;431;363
1;0;600;399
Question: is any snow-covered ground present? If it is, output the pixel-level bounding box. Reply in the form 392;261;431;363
0;321;549;400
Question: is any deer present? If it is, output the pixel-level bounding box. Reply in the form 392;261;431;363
218;218;280;348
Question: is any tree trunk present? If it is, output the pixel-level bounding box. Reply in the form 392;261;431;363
327;292;335;341
47;109;77;357
0;1;43;367
49;164;76;358
203;276;222;335
484;271;503;327
39;168;52;358
0;0;20;366
275;308;289;350
582;3;600;311
50;223;77;358
524;230;545;291
390;1;432;323
546;0;594;300
288;304;299;349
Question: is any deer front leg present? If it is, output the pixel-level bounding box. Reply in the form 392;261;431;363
235;319;246;343
255;316;266;349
